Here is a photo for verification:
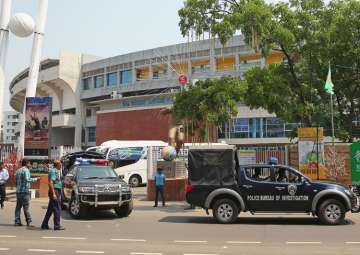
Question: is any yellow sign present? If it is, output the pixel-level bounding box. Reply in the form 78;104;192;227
298;127;323;141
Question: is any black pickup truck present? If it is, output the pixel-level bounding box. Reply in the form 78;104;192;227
186;146;360;225
61;157;133;219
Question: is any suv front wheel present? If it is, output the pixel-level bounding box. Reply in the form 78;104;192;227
212;198;239;224
69;196;87;219
115;201;133;217
317;199;346;225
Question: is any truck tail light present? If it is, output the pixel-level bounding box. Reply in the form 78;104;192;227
185;183;193;193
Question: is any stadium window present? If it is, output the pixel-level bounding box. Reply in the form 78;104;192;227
94;75;104;88
82;77;92;90
87;127;96;143
121;70;132;84
107;72;118;87
86;109;92;117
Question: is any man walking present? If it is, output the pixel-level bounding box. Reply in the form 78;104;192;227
14;160;38;227
0;162;9;209
154;167;165;207
41;161;65;230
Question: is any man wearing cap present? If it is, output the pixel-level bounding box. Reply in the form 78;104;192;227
41;161;65;230
0;162;9;209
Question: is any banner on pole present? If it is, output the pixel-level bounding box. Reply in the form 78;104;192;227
24;97;52;159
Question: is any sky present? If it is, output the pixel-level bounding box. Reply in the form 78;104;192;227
2;0;280;112
2;0;185;111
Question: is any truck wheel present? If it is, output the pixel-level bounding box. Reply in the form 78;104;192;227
212;198;239;224
115;201;133;218
129;175;141;187
69;196;87;219
317;199;345;225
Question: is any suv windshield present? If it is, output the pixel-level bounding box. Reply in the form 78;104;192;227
77;166;118;180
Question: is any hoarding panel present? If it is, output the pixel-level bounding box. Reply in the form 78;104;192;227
24;97;52;159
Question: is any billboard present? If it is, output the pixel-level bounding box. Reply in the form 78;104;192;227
350;141;360;185
298;127;326;179
24;97;52;159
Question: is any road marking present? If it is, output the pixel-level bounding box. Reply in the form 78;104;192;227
42;236;87;240
0;248;10;251
174;240;208;243
130;253;162;255
345;242;360;244
184;253;220;255
28;249;56;253
226;241;262;244
75;251;104;254
0;235;16;238
286;242;322;245
111;239;146;242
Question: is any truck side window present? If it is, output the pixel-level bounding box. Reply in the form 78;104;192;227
274;167;301;184
245;167;271;182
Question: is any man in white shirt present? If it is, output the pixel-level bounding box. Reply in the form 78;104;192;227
0;162;9;209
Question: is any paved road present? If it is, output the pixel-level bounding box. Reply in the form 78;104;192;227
0;188;360;255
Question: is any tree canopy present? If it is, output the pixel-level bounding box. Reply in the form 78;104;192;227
173;77;245;142
178;0;360;141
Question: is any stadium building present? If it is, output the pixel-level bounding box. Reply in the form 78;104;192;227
9;35;299;149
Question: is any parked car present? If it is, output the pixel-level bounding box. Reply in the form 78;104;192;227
185;145;360;225
61;157;133;219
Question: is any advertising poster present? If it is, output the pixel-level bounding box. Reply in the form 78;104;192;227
24;97;52;159
350;141;360;185
238;150;257;165
298;128;326;179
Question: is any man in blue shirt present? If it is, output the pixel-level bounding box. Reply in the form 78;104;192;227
41;161;65;230
14;160;38;227
0;162;9;209
154;167;166;207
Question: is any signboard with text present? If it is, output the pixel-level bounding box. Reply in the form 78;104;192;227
24;97;52;159
350;141;360;185
238;150;256;165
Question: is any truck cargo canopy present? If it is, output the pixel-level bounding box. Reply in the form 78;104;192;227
188;148;236;186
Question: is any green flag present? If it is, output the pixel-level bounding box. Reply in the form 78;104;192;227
324;64;334;94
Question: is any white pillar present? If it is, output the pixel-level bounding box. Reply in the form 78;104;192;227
0;0;12;130
260;57;266;69
19;0;49;157
132;62;137;82
235;54;240;71
25;0;48;98
210;39;216;73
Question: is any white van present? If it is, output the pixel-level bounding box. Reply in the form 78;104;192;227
86;141;226;187
86;140;167;187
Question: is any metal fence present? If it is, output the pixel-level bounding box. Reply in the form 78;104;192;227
0;144;15;163
238;145;289;165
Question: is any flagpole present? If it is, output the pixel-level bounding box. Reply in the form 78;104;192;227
330;92;335;154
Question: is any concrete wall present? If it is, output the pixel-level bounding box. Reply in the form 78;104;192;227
51;128;75;146
96;107;170;145
289;143;352;184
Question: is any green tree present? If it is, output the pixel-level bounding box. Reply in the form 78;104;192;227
178;0;360;141
173;77;245;142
